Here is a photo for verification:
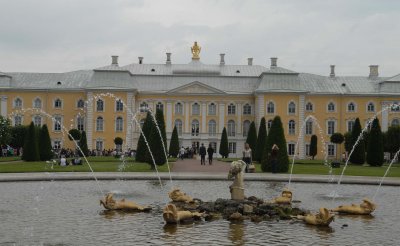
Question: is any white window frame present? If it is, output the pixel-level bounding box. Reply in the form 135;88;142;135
191;119;199;136
175;102;183;115
366;102;375;113
243;103;251;115
305;120;313;135
116;100;124;112
77;116;85;131
288;143;295;156
288;101;296;115
347;102;356;112
96;116;104;132
33;115;42;127
115;116;123;132
208;120;216;136
327;102;336;113
305;102;313;112
77;99;85;109
53;115;62;132
140;102;148;113
267;101;275;114
228;142;237;154
54;98;62;109
175;119;183;136
327;143;336;156
227;120;236;137
227;103;236;115
208;103;217;115
96;99;104;112
288;120;296;135
192;103;200;116
242;120;250;137
14;97;23;108
33;98;42;109
327;120;336;135
14;115;23;126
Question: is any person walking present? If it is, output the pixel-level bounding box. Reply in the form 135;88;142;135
207;144;214;165
199;143;206;165
242;143;252;173
271;144;279;173
179;146;185;160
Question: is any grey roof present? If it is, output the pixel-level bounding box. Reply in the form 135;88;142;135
385;74;400;82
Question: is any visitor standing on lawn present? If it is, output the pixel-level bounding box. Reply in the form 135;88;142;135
242;143;252;173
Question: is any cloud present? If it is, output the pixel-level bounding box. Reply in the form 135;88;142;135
0;0;399;76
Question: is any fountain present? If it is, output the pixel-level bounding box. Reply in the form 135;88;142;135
100;193;152;212
331;198;376;215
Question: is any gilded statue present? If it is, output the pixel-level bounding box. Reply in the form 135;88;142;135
228;160;246;200
100;193;152;212
271;189;293;204
296;207;335;226
163;204;204;224
191;41;201;60
331;198;376;215
168;188;194;203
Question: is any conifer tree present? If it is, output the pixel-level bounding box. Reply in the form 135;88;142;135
169;126;180;158
349;118;365;165
261;116;289;172
78;131;89;157
367;118;384;166
22;122;40;161
246;122;257;160
219;127;229;158
309;134;318;160
39;124;53;161
255;118;267;162
136;112;152;162
147;109;167;165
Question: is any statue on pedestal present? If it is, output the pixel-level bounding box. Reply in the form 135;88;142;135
228;160;246;200
191;41;201;60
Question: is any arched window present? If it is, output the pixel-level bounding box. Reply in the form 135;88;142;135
96;99;104;112
267;119;273;130
288;120;296;135
140;102;148;113
208;103;216;115
267;102;275;114
116;100;123;112
243;104;251;115
392;119;400;127
33;115;42;126
243;120;250;137
33;98;42;109
288;102;296;114
191;120;199;136
115;117;123;132
175;102;183;115
367;102;375;112
192;103;200;115
347;102;355;112
77;116;84;131
54;98;62;108
156;102;164;112
77;99;85;108
228;103;236;115
305;102;313;112
175;119;183;136
227;120;236;137
14;115;22;126
327;102;335;112
208;120;216;136
14;98;22;108
96;117;104;131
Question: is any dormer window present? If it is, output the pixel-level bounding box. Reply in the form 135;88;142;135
151;68;155;72
236;70;240;73
57;81;62;85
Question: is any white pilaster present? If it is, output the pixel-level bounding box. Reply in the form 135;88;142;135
86;92;93;149
255;94;265;130
126;92;134;149
1;96;8;117
382;102;389;132
166;101;172;132
219;102;225;133
298;95;305;159
185;102;190;133
237;102;242;135
201;102;207;133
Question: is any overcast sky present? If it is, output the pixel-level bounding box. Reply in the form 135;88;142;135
0;0;399;77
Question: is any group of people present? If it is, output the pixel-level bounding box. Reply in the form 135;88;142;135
178;146;197;159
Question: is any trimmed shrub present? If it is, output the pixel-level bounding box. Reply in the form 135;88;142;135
68;129;81;142
349;118;365;165
219;127;229;158
22;122;40;161
255;118;267;162
309;134;318;160
246;121;257;160
39;124;53;161
169;126;180;158
147;109;168;165
367;118;384;166
136;112;152;162
78;131;89;157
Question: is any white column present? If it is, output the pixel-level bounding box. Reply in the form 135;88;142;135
1;96;8;117
126;92;134;149
201;102;207;133
381;102;389;132
255;94;265;130
219;102;225;133
298;95;305;159
166;101;172;133
237;102;242;135
86;92;93;149
185;102;190;133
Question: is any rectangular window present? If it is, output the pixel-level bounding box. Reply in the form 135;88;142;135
53;140;61;150
116;101;123;112
54;116;62;132
208;104;216;115
305;144;310;156
328;144;335;156
327;121;335;135
228;142;236;154
96;140;103;151
210;142;217;153
288;143;295;156
305;121;313;135
347;121;355;132
77;117;84;131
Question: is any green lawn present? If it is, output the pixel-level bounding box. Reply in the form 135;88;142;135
0;156;22;162
0;160;173;173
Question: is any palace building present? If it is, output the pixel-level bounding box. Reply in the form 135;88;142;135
0;42;399;159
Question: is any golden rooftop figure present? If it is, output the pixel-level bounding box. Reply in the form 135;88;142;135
191;41;201;60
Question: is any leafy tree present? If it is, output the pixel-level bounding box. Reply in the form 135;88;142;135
136;112;152;162
255;118;267;162
309;134;318;160
261;116;289;172
10;125;27;149
22;122;40;161
78;131;89;157
219;127;229;158
349;118;365;165
344;132;352;153
114;137;123;151
246;121;257;160
0;116;11;146
169;126;180;158
330;132;344;160
366;118;384;166
385;126;400;159
39;124;53;161
68;129;81;142
147;109;167;165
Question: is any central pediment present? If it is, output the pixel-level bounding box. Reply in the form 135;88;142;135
167;81;226;95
